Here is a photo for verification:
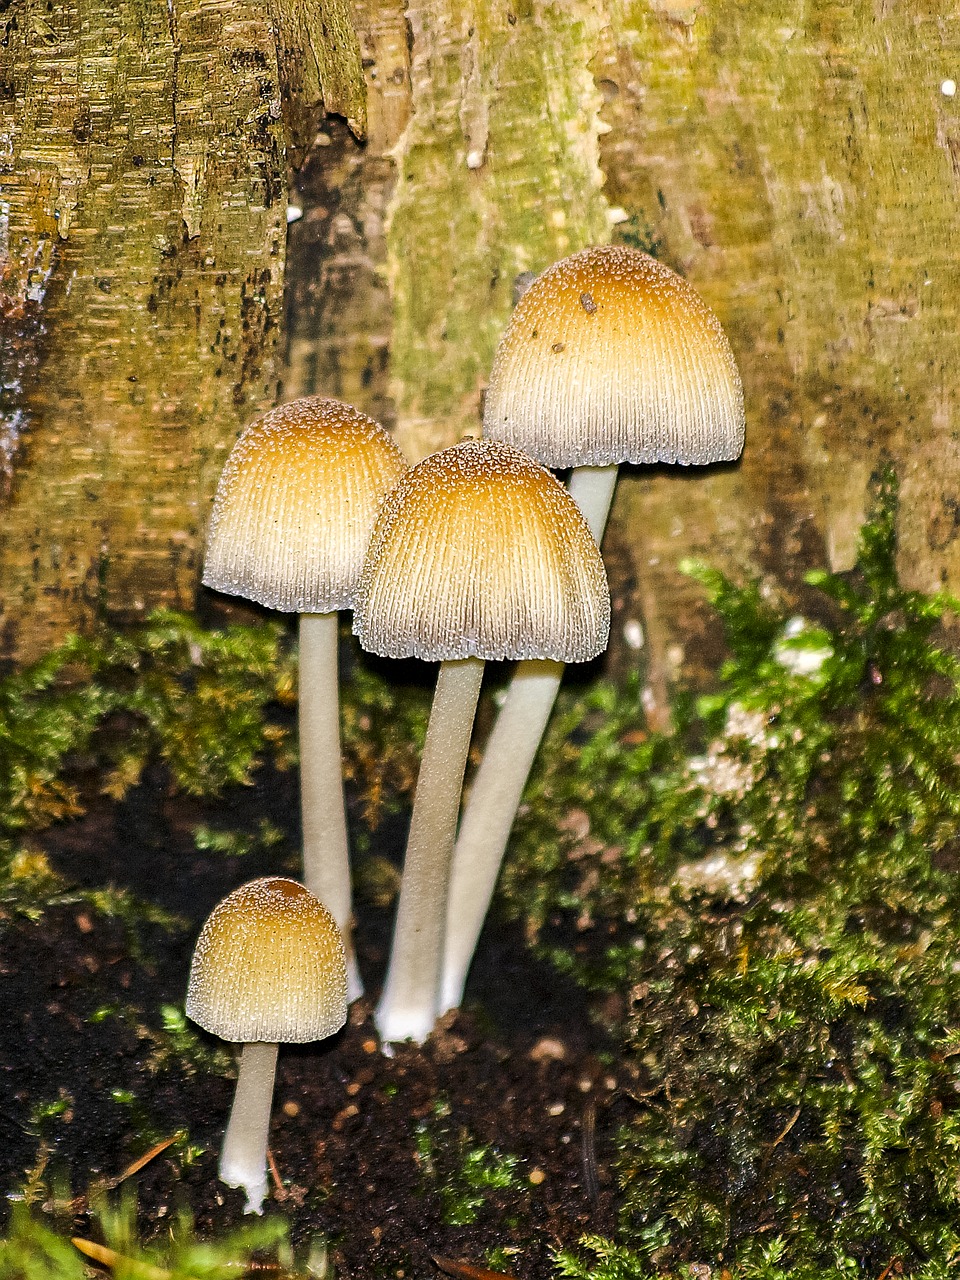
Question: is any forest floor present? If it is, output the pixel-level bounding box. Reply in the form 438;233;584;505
2;759;625;1280
8;483;960;1280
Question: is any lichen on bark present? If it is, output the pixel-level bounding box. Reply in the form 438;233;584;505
594;0;960;688
385;0;612;460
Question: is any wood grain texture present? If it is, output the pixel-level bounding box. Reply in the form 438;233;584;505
0;0;363;661
283;0;411;427
6;0;960;701
594;1;960;696
384;0;612;460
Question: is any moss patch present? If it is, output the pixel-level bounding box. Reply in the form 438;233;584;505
501;468;960;1276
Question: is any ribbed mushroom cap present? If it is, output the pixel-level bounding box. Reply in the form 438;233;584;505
202;397;407;613
483;244;745;468
353;438;610;663
186;877;348;1044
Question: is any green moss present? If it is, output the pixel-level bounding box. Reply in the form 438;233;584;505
498;469;960;1276
0;1192;296;1280
0;610;429;922
415;1101;526;1228
27;1094;74;1137
339;653;430;840
553;1236;661;1280
192;819;285;860
0;611;297;841
0;849;75;923
0;634;116;835
150;1005;232;1076
93;611;298;800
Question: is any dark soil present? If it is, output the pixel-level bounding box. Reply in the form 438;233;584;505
1;763;625;1278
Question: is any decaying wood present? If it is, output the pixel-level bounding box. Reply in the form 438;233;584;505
0;0;362;662
5;0;960;711
296;0;960;716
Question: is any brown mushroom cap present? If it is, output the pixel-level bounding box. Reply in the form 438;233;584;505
482;244;745;468
353;438;610;663
202;397;407;613
186;877;348;1043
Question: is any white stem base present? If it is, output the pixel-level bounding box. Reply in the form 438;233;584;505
219;1040;279;1214
375;657;485;1045
299;612;361;1002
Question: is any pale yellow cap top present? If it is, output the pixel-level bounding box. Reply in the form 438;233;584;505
483;245;745;468
353;438;610;663
203;397;407;613
186;877;348;1044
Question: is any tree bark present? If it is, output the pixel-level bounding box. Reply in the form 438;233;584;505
291;0;960;717
0;0;362;662
592;0;960;699
6;0;960;704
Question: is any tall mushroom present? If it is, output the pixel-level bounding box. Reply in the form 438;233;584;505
440;244;745;1013
203;396;407;1000
186;876;347;1214
353;437;609;1044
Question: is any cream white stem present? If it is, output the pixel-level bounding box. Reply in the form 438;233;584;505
439;662;562;1012
375;657;485;1044
566;464;619;544
298;612;361;1002
438;463;618;1012
219;1040;279;1214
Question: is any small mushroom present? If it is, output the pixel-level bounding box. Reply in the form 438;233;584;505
353;437;609;1044
440;245;745;1013
202;397;407;999
186;876;347;1213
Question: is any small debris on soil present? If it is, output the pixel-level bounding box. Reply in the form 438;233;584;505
1;768;623;1278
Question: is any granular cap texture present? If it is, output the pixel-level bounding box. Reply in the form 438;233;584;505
483;244;744;468
186;877;348;1043
353;438;610;663
203;397;407;613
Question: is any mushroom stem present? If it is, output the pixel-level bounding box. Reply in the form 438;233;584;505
298;612;361;1002
566;464;620;544
375;656;485;1044
438;463;618;1012
219;1040;279;1214
439;661;563;1012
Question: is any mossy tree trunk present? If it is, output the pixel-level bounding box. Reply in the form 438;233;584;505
0;0;362;662
5;0;960;715
594;1;960;705
293;0;960;721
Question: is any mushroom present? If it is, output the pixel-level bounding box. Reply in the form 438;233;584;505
185;876;347;1214
353;437;609;1044
439;245;744;1013
202;396;407;1000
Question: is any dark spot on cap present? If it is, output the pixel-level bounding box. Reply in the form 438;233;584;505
551;342;565;354
580;292;597;314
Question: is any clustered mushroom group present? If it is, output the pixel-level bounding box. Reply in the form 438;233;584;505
185;244;745;1213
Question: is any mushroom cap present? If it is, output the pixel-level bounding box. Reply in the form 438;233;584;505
353;438;610;663
482;244;745;468
202;397;407;613
186;877;348;1043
